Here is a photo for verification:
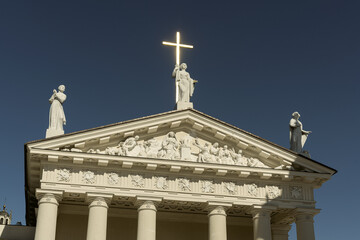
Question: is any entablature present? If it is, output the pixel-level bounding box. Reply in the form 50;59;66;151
29;148;331;186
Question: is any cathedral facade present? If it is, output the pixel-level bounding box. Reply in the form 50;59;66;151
24;108;336;240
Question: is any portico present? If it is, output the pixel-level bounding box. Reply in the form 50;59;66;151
32;188;320;240
25;108;335;240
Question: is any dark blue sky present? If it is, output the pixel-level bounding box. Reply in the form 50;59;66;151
0;1;359;239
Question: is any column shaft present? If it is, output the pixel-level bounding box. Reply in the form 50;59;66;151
34;194;60;240
271;224;291;240
208;206;227;240
86;197;109;240
137;201;157;240
296;213;315;240
252;208;272;240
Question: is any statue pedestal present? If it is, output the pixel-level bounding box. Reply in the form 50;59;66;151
176;101;193;110
46;128;64;138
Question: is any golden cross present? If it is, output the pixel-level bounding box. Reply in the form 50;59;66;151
163;32;194;102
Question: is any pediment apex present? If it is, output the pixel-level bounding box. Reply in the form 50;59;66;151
26;109;336;175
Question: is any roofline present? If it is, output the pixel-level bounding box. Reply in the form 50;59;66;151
25;108;337;175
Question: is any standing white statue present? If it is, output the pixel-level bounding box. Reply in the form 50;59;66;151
46;85;67;138
289;112;311;154
172;63;197;110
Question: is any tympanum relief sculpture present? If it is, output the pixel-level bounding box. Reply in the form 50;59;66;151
83;131;274;169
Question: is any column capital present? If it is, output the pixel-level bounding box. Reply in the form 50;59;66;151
134;196;162;210
251;205;277;217
295;208;320;222
35;189;63;206
207;202;232;217
295;208;320;216
86;193;113;209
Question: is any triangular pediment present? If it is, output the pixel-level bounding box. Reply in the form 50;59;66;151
26;109;336;175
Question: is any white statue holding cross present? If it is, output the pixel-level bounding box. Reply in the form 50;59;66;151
163;32;197;110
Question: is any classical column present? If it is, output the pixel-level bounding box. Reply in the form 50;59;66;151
86;194;112;240
271;224;291;240
136;200;158;240
34;189;63;240
252;205;276;240
295;209;319;240
208;205;228;240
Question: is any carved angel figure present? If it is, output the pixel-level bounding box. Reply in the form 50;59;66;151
157;132;180;160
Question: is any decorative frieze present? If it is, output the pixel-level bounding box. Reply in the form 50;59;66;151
267;185;282;199
131;175;144;188
247;183;259;197
290;186;303;199
107;173;119;185
57;169;71;182
42;166;313;202
82;170;96;184
154;176;168;190
178;178;191;191
223;182;236;195
201;180;214;193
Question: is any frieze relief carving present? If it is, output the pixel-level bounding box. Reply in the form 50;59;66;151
223;182;237;195
57;169;71;182
131;175;144;188
290;186;303;199
247;183;258;197
154;176;168;190
266;185;281;199
83;131;274;169
45;167;309;202
82;171;96;184
201;180;214;193
178;178;191;191
107;173;119;185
